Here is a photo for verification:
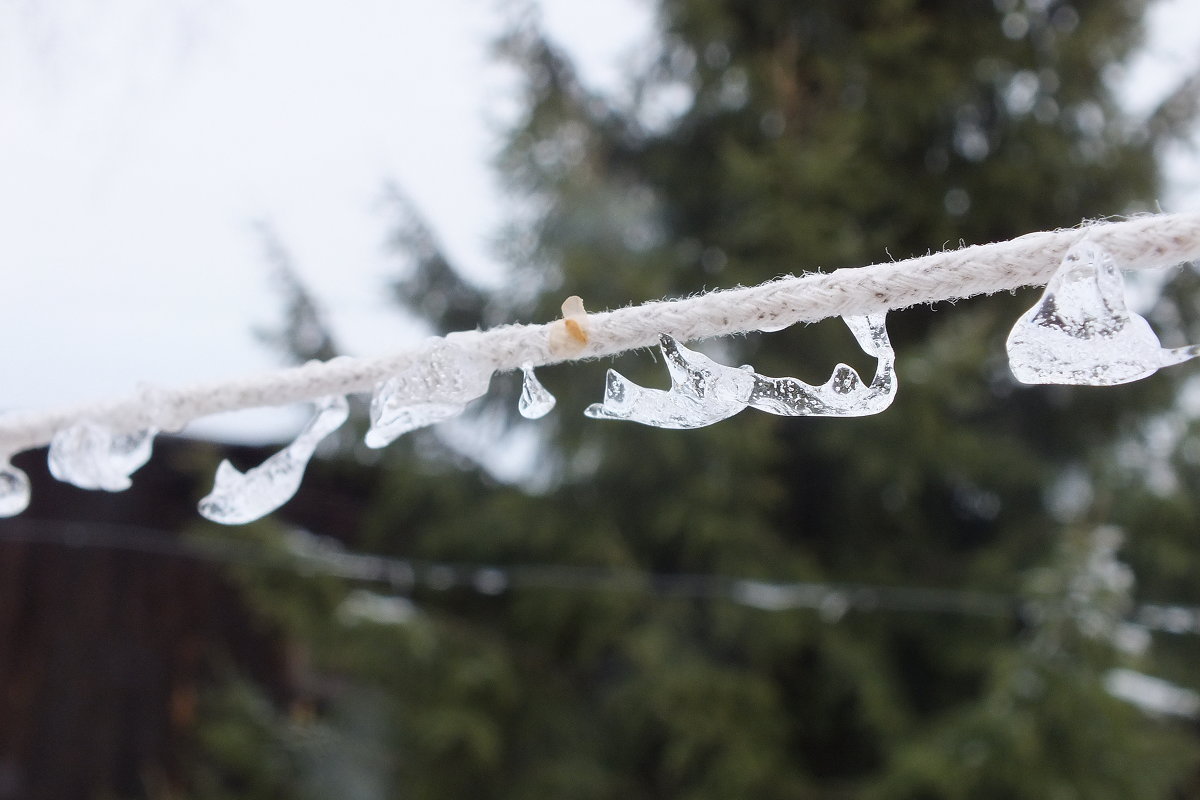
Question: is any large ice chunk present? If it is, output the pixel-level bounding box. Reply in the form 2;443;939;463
365;340;493;448
48;423;155;491
1007;240;1200;385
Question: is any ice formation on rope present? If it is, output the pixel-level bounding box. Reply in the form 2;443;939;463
0;461;31;517
1007;240;1200;385
199;394;349;525
585;335;754;428
585;314;895;428
748;314;896;416
365;340;494;448
47;423;156;491
518;363;556;419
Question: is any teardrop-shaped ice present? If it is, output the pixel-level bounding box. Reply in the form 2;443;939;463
585;334;755;428
747;314;897;417
518;363;556;419
48;423;156;491
1006;240;1200;385
365;340;494;448
199;394;349;525
0;461;31;517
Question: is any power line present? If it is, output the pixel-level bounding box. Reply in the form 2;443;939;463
4;519;1199;635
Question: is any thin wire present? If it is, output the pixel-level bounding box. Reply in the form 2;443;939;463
1;212;1199;456
3;519;1198;634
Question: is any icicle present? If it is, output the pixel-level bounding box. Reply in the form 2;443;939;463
365;340;494;448
47;423;155;491
584;314;896;428
0;460;31;517
518;363;556;419
1007;240;1200;385
198;394;349;525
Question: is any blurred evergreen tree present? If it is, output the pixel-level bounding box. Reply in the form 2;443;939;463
195;1;1200;798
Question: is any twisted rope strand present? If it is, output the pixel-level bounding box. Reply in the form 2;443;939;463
2;212;1198;456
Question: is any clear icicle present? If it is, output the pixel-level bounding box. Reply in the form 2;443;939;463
1007;240;1200;385
199;394;349;525
365;340;494;448
47;423;156;491
584;314;896;429
0;461;31;517
518;363;556;419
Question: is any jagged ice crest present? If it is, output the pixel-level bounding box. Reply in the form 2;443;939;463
585;313;897;428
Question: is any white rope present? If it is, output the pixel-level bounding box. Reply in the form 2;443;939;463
2;212;1199;456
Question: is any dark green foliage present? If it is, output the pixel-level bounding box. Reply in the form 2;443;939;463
382;184;495;335
198;1;1200;797
253;223;342;365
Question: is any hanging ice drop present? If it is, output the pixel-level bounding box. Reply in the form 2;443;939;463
518;363;556;419
1006;240;1200;385
365;340;494;448
48;423;156;491
198;394;349;525
0;461;31;517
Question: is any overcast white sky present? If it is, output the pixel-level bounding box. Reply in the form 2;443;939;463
0;0;1197;442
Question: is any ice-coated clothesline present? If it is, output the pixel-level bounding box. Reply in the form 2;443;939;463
1;211;1199;457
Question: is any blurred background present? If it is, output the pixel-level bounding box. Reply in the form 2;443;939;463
3;0;1200;797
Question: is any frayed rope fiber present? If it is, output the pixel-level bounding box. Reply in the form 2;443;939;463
2;212;1198;456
